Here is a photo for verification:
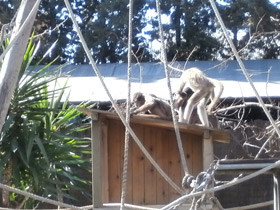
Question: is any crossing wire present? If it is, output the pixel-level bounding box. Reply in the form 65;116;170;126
155;0;190;176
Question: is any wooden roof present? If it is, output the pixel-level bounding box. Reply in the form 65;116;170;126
79;108;230;143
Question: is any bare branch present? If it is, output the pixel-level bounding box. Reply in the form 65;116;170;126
33;18;68;39
216;102;280;113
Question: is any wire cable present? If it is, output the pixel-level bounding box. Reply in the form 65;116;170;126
155;0;189;176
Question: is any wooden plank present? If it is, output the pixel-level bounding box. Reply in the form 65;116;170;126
91;118;103;207
131;124;145;205
203;131;214;170
156;129;169;204
191;134;203;176
181;132;194;175
144;126;157;205
101;119;109;203
81;109;230;143
167;130;182;202
107;119;122;202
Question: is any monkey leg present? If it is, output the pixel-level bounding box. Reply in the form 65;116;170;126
178;106;184;122
183;89;206;124
197;99;209;127
183;101;195;123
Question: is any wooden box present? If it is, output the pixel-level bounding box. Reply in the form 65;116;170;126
81;109;230;207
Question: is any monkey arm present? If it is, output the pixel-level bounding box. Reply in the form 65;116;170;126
176;71;190;94
129;106;137;112
132;94;156;115
132;96;172;120
207;79;224;112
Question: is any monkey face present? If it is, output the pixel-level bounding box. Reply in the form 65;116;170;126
173;88;194;109
132;92;145;108
172;93;184;109
134;99;145;108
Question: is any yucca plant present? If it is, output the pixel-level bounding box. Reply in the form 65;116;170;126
0;38;91;208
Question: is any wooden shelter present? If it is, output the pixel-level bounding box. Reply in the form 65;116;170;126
80;109;230;208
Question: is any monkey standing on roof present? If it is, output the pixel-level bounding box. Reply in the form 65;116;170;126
173;67;224;127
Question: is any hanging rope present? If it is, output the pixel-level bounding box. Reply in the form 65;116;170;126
120;0;134;209
64;0;184;195
155;0;189;176
208;0;280;141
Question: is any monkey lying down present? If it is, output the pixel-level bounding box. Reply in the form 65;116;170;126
130;92;172;120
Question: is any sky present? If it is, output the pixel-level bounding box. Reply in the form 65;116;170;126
142;0;280;54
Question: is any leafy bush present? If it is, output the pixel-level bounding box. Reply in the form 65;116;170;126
0;38;91;208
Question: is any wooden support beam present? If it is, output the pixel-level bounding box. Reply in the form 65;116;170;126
91;114;103;208
203;130;214;171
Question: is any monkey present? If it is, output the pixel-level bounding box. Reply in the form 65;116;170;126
174;77;224;115
130;92;172;120
173;67;224;127
173;88;221;128
174;67;213;126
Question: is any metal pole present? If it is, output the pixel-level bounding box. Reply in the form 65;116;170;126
273;171;280;210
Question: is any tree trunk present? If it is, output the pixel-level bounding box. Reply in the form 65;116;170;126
2;160;13;207
0;0;41;133
174;4;181;47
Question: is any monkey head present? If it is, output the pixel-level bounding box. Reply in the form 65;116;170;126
173;88;194;109
173;92;184;109
132;92;145;108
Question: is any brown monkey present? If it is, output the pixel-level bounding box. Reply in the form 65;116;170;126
130;92;172;120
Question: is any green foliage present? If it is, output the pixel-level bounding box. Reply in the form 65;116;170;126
0;38;91;208
1;0;280;63
218;0;280;59
165;0;221;61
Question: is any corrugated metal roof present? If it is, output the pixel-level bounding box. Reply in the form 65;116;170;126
37;59;280;102
39;59;280;81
